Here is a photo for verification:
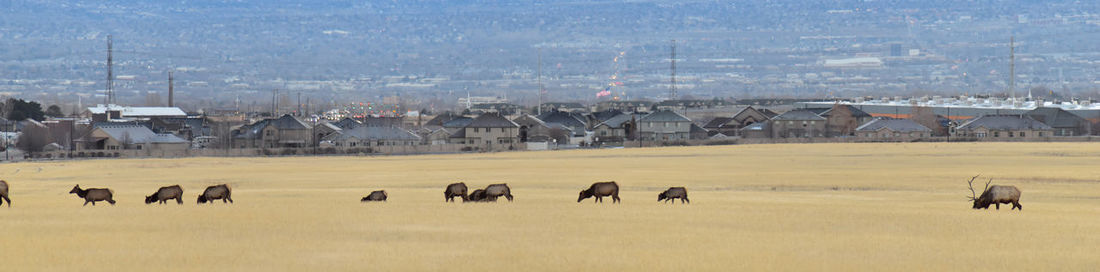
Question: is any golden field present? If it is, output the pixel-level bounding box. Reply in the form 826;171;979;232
1;142;1099;271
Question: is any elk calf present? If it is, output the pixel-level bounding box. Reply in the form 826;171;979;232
198;184;233;204
70;185;116;206
967;176;1022;211
658;187;689;204
361;190;388;202
467;189;488;202
146;185;184;205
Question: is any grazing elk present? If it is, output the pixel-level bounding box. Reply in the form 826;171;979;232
467;189;488;202
197;184;233;204
145;185;184;205
578;181;620;203
483;184;514;202
0;180;9;207
444;182;468;202
967;175;1022;211
361;190;388;202
658;187;689;204
69;185;116;206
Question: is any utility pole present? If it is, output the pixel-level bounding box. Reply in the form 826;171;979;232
168;71;174;107
537;47;543;116
1009;36;1016;101
272;89;278;116
669;39;677;100
297;92;302;116
106;35;114;105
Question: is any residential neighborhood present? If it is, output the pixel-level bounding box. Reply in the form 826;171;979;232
2;96;1099;161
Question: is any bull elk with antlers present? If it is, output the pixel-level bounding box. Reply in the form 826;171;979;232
967;175;1022;211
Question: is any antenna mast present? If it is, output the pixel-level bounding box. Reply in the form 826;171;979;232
669;39;677;100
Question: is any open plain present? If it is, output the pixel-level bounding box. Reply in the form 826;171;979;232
1;143;1099;271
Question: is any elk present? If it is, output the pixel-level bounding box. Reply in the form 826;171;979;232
444;182;468;202
967;175;1022;211
361;190;388;202
483;184;514;202
145;185;184;205
197;184;233;204
0;180;10;207
69;185;116;206
658;187;689;204
578;181;620;203
467;189;488;202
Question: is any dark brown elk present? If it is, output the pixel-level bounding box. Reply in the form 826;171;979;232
483;184;514;202
145;185;184;205
658;187;689;204
578;181;620;203
69;185;116;206
197;184;233;204
361;190;388;202
467;189;488;202
967;175;1022;210
0;180;9;207
444;182;468;202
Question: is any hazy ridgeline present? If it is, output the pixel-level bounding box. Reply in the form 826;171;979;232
0;143;1098;270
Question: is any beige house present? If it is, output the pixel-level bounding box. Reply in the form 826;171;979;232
953;115;1054;140
637;110;693;141
855;118;932;141
770;110;826;138
79;125;189;153
703;106;772;137
450;113;520;149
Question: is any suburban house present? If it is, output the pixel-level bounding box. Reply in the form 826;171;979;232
637;110;693;141
539;102;587;113
593;113;637;144
450;112;520;149
512;114;552;142
78;124;188;153
739;122;770;138
231;114;314;148
330;118;362;130
703;106;771;137
537;110;590;144
1024;107;1091;136
594;100;654;113
953;115;1054;139
817;104;873;137
586;109;625;130
855;118;933;141
769;110;826;138
323;126;421;148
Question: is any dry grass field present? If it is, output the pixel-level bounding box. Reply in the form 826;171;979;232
2;142;1100;271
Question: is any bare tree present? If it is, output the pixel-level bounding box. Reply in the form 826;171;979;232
825;104;858;137
16;124;51;152
910;105;946;136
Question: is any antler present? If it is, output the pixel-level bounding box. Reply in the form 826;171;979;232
984;178;992;194
966;175;980;201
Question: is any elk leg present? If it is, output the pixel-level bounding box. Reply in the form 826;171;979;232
176;197;183;205
613;195;620;203
995;203;1000;210
684;197;690;204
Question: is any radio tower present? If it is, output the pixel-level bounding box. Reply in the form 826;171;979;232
106;35;114;105
669;40;677;100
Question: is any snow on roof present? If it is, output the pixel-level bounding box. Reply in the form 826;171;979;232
86;104;187;117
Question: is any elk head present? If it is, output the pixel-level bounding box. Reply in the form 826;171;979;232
966;175;992;209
